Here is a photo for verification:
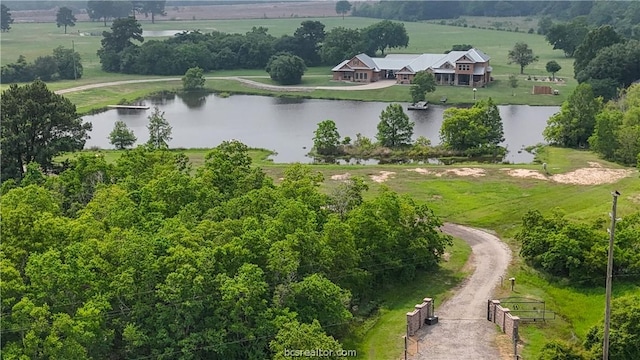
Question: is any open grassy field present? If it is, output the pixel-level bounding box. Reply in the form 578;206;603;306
59;145;640;358
1;17;575;106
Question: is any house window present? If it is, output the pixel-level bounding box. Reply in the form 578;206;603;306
403;75;408;80
364;73;367;80
458;64;470;71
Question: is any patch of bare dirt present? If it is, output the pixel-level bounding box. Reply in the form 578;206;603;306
495;332;519;360
406;168;433;175
330;173;351;181
588;161;603;168
627;194;640;204
436;168;486;177
502;169;548;181
369;171;396;183
551;168;632;185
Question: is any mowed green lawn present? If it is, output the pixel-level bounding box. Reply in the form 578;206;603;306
1;17;576;106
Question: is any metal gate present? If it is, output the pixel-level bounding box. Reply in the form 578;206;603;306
498;297;555;322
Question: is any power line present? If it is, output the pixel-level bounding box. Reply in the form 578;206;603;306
603;190;620;360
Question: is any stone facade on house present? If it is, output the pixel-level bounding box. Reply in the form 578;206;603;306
332;48;492;87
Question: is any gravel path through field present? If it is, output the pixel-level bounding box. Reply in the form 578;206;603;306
54;77;397;95
411;223;512;360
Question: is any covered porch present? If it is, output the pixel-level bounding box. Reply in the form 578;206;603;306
435;72;456;85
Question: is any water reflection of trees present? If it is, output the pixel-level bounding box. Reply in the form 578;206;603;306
116;108;148;116
312;157;338;165
177;91;207;109
273;97;305;105
149;92;176;106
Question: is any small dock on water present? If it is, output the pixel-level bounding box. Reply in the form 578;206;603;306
107;105;150;110
408;101;429;110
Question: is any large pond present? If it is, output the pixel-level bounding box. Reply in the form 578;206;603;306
84;93;559;164
141;30;187;37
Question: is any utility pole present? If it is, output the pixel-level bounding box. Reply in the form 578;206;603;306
603;190;620;360
72;40;77;80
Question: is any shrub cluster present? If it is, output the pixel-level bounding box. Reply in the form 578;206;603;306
0;47;82;83
517;210;640;283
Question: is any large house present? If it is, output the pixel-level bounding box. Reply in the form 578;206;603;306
331;48;492;87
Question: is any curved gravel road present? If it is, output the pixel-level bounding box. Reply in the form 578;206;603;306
410;223;512;360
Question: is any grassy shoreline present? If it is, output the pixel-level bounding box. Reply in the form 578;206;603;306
56;73;569;116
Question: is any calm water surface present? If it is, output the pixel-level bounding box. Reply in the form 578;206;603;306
141;30;187;37
84;93;559;164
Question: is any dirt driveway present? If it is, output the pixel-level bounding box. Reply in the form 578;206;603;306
233;77;397;91
410;224;512;360
54;77;398;95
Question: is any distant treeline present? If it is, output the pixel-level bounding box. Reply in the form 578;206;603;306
354;1;639;29
98;18;409;75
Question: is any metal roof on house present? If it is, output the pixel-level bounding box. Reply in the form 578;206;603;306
473;66;486;75
408;54;449;73
373;57;416;71
355;53;379;71
432;51;468;69
384;54;423;60
331;59;350;72
339;49;490;75
469;48;491;62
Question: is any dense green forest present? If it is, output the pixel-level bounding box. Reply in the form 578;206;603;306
0;139;452;358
